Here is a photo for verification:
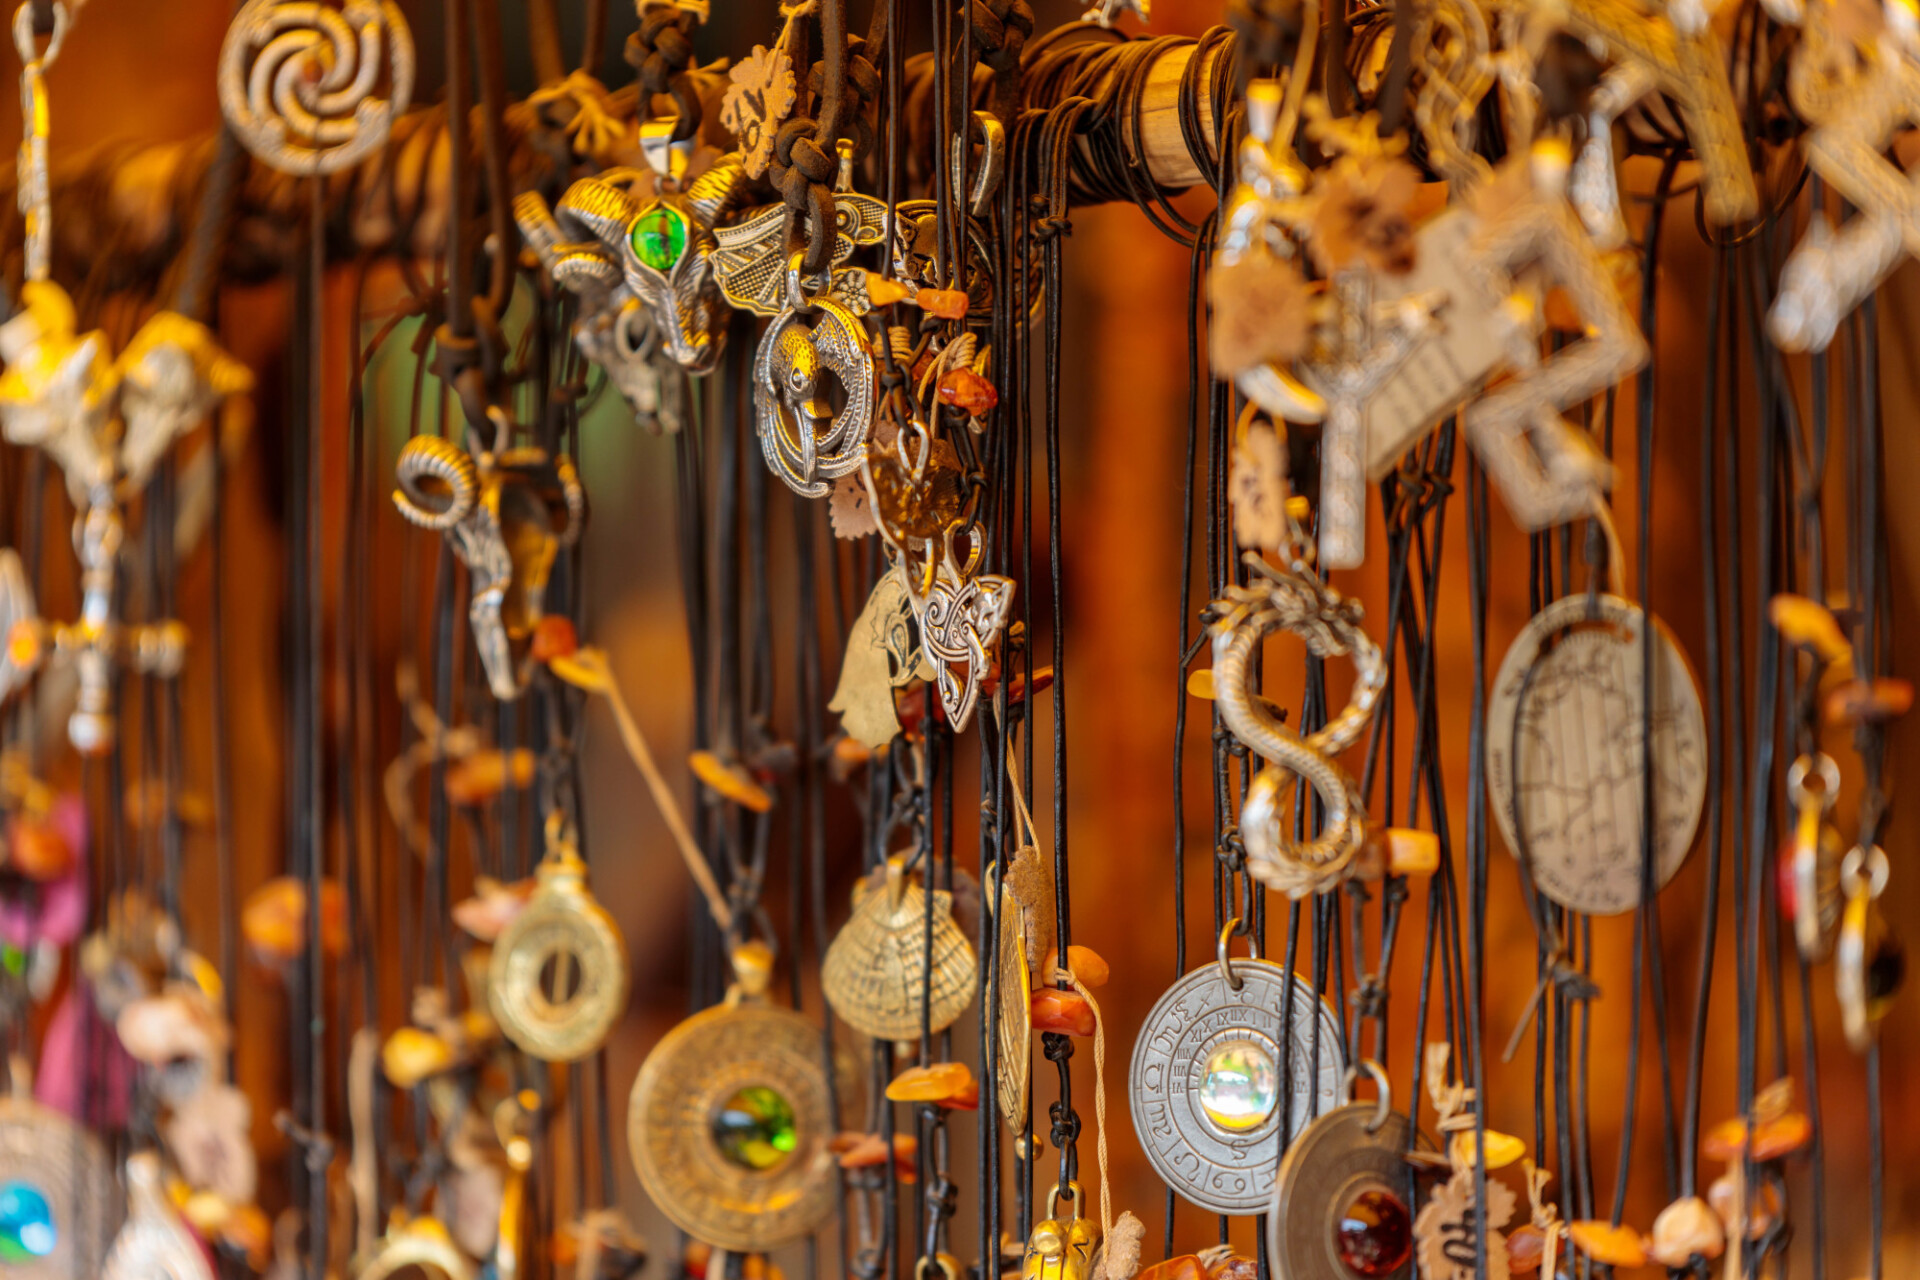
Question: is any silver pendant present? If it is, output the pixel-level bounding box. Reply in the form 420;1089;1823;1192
754;257;876;498
1129;938;1345;1215
1268;1069;1422;1280
713;195;890;316
919;564;1015;733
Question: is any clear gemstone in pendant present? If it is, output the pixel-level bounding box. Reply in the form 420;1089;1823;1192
1197;1038;1279;1132
712;1085;799;1172
0;1180;55;1261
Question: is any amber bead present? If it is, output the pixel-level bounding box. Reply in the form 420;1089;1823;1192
532;615;579;662
445;748;537;805
1768;593;1851;663
1824;677;1914;725
1568;1221;1647;1268
1135;1257;1204;1280
1030;988;1096;1037
689;750;774;812
1204;1255;1259;1280
382;1027;454;1087
937;368;998;414
916;289;970;320
1041;945;1110;989
887;1061;975;1103
242;876;348;962
866;277;912;307
1506;1224;1546;1273
5;816;72;882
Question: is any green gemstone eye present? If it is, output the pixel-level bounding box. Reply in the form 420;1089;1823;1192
631;204;690;271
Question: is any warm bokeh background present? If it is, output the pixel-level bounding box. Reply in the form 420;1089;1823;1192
6;0;1916;1276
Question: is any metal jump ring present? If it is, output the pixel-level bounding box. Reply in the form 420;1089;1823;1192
1340;1058;1392;1133
1215;916;1261;991
1787;752;1840;812
1840;844;1889;898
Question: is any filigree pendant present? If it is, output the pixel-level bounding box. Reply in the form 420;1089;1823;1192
489;828;629;1063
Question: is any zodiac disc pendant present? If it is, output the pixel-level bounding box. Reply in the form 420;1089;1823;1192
754;284;876;498
629;963;855;1251
1268;1085;1421;1280
489;843;629;1063
1129;952;1346;1214
0;1090;120;1278
1485;594;1707;916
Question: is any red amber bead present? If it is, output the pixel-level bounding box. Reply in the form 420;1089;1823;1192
937;368;998;414
1029;988;1096;1037
531;615;579;662
1335;1189;1411;1278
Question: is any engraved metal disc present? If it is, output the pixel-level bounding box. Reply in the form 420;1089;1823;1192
1129;960;1346;1214
628;999;854;1251
994;895;1031;1135
0;1096;122;1279
1485;593;1707;916
489;859;629;1063
1268;1103;1421;1280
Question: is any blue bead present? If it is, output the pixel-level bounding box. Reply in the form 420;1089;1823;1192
0;1179;56;1261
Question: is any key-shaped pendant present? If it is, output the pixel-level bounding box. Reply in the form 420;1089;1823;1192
1770;1;1920;350
1461;144;1648;530
1303;270;1446;571
1558;0;1759;226
0;283;251;753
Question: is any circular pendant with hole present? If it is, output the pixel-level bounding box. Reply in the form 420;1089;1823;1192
489;848;629;1063
1129;925;1346;1214
0;1089;121;1279
1485;593;1707;916
1268;1065;1422;1280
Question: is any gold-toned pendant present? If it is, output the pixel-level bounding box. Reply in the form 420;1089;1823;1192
489;823;629;1063
996;881;1034;1135
1836;844;1901;1053
1024;1184;1099;1280
822;857;979;1042
0;1068;121;1279
358;1214;477;1280
1786;754;1843;962
628;947;857;1251
100;1152;214;1280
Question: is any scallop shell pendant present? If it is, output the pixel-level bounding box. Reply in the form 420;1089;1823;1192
0;1085;121;1279
823;860;978;1042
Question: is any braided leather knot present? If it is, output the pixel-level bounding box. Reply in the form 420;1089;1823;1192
1354;977;1388;1020
626;7;696;94
1030;214;1072;243
969;0;1034;71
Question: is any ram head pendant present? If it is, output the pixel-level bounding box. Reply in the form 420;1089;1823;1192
543;157;746;374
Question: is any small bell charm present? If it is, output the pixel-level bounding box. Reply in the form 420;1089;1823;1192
1025;1184;1099;1280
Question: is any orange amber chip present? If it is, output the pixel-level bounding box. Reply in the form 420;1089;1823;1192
1824;677;1914;725
1030;988;1097;1036
1136;1257;1206;1280
532;615;579;662
1042;945;1111;988
6;620;38;669
1506;1224;1546;1273
690;750;774;812
916;288;970;320
6;816;72;882
936;368;997;414
886;1062;975;1103
445;748;537;805
1768;593;1852;663
1568;1221;1648;1268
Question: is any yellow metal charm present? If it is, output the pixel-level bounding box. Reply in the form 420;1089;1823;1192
1025;1184;1100;1280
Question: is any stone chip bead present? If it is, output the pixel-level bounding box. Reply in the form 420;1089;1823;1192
1648;1196;1725;1267
915;289;970;320
937;368;998;414
1029;988;1096;1037
1042;945;1109;988
886;1061;978;1108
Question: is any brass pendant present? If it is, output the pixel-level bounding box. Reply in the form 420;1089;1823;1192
358;1215;477;1280
0;1079;121;1278
1130;931;1346;1215
1484;593;1706;916
628;953;855;1251
1836;844;1900;1053
1024;1184;1099;1280
1787;753;1843;962
1268;1067;1423;1280
995;845;1051;1134
489;832;629;1063
100;1152;214;1280
822;859;978;1042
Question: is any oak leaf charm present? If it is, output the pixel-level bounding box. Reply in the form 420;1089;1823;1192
721;45;798;178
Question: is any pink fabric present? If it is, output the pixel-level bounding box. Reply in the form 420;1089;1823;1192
34;986;136;1127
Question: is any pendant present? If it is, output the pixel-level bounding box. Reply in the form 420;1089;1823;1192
1268;1065;1422;1280
714;194;891;316
822;858;979;1042
1210;557;1385;894
1130;928;1346;1215
391;427;586;701
357;1215;477;1280
1836;844;1902;1053
993;845;1051;1134
1785;753;1843;962
0;1075;120;1278
754;254;877;498
100;1152;214;1280
1024;1183;1099;1280
628;947;856;1251
919;561;1016;733
488;824;629;1063
1484;593;1707;916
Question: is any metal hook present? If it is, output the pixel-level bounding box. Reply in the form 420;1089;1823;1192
1215;916;1259;991
1340;1058;1392;1133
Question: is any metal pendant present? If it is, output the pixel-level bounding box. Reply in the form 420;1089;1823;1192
1129;931;1346;1215
489;833;629;1063
100;1152;213;1280
1268;1067;1421;1280
920;564;1015;734
1787;753;1843;962
391;429;585;701
1484;593;1707;916
357;1215;476;1280
0;1083;121;1278
713;194;890;316
993;845;1051;1135
1837;844;1900;1053
754;265;877;498
1024;1184;1099;1280
822;859;978;1042
628;956;856;1251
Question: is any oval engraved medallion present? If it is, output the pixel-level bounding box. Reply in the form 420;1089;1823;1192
1129;959;1346;1214
489;853;629;1063
1485;593;1707;916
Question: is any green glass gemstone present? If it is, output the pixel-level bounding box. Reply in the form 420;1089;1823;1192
1197;1038;1279;1132
0;1181;55;1262
712;1085;798;1172
631;205;690;272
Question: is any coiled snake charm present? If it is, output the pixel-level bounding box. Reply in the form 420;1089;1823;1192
1209;556;1386;896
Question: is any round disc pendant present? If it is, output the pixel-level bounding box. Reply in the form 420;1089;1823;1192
0;1096;121;1279
628;997;855;1251
754;297;875;498
489;854;630;1063
1129;959;1346;1214
1268;1102;1421;1280
1485;594;1707;916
